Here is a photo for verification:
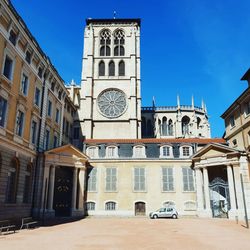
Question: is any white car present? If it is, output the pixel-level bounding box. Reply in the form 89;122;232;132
149;207;178;219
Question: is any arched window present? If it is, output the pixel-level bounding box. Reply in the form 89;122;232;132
87;146;99;158
163;201;175;208
106;145;118;158
100;29;111;56
100;46;105;56
162;117;167;136
168;119;173;136
5;157;19;203
158;119;162;136
114;30;125;56
109;61;115;76
160;145;173;158
23;163;32;203
99;61;105;76
86;201;96;211
133;145;146;158
180;145;193;158
105;201;116;210
118;61;125;76
182;116;190;136
184;200;196;211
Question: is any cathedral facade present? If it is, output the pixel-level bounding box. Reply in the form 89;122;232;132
80;19;221;217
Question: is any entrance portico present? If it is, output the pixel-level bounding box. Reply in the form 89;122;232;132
192;143;250;220
41;145;88;218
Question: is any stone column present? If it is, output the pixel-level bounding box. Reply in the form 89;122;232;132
195;168;204;212
227;165;237;218
203;167;212;216
71;168;78;212
48;165;55;211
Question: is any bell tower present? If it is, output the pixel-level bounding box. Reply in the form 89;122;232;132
80;19;141;139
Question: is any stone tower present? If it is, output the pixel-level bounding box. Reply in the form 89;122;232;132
80;19;141;139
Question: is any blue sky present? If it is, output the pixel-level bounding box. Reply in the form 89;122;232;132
12;0;250;137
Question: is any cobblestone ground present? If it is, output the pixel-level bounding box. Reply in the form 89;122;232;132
0;218;250;250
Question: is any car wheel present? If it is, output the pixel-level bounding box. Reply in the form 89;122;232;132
172;214;177;219
153;214;158;219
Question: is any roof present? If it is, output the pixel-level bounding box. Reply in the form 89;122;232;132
86;18;141;26
241;68;250;80
221;86;250;118
84;138;226;145
192;142;240;159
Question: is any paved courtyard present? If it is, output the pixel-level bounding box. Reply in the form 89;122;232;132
0;218;249;250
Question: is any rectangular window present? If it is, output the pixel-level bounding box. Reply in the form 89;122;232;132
16;110;24;136
47;100;52;117
163;147;170;156
3;55;13;80
55;108;60;123
0;96;7;127
20;73;29;96
229;115;235;128
87;168;97;191
25;51;31;64
245;101;250;116
34;87;40;107
134;167;145;191
38;67;43;78
31;120;37;144
182;168;194;191
107;147;115;158
182;147;190;157
9;30;17;46
162;167;174;191
45;129;50;150
106;168;117;191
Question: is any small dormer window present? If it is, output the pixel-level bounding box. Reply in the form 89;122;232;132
183;147;190;156
106;146;118;158
180;145;193;158
87;146;99;159
133;145;146;158
160;145;173;158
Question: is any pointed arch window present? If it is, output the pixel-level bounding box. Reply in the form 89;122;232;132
162;117;168;136
109;61;115;76
182;116;190;136
118;61;125;76
168;119;173;136
114;30;125;56
99;61;105;76
5;157;19;203
100;29;111;56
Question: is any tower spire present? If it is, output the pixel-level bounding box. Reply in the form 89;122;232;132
177;94;180;108
191;95;194;108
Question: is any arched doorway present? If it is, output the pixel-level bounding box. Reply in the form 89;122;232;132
135;201;146;216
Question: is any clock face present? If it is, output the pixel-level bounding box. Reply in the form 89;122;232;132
97;88;127;118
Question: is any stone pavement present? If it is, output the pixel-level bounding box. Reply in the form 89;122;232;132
0;218;249;250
